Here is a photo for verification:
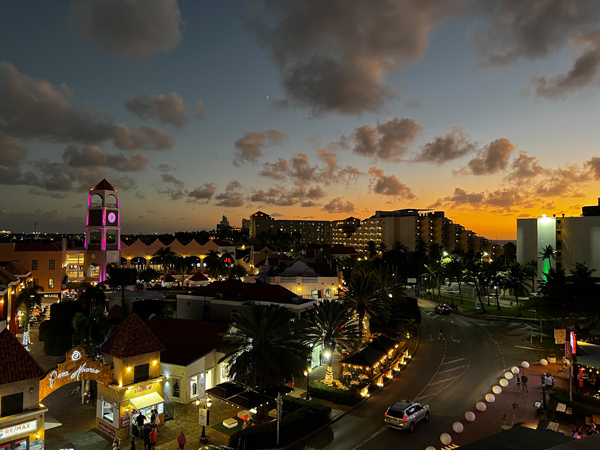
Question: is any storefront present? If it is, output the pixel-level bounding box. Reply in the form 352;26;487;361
0;412;45;450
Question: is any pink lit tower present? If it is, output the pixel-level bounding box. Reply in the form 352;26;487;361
84;179;121;282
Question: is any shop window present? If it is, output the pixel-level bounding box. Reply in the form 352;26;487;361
134;363;149;384
102;400;114;422
190;375;198;397
172;378;181;398
14;440;27;450
1;392;23;417
326;288;332;299
311;290;319;299
31;260;38;270
33;279;39;287
48;278;54;289
49;259;55;270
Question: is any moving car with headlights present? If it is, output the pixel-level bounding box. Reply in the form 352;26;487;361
384;401;430;432
434;303;451;315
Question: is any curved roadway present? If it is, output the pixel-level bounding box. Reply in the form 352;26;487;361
289;301;546;450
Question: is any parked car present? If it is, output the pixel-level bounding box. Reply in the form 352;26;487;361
384;401;430;432
434;304;451;315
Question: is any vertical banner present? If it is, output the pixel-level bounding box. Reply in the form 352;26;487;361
580;367;584;388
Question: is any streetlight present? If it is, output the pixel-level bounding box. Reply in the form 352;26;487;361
303;367;312;400
196;396;212;441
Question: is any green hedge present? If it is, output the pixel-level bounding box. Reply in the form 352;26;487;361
229;404;331;449
40;302;82;356
43;331;74;356
49;301;82;325
548;387;600;421
282;395;331;414
307;381;362;406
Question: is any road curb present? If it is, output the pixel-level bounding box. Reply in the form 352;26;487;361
282;326;422;450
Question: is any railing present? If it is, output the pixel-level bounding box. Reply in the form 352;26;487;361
163;392;175;421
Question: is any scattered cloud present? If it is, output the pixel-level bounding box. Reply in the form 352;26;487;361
322;197;355;214
430;187;529;212
340;118;422;162
457;138;515;175
249;185;327;207
70;0;183;64
27;188;67;199
62;144;149;171
214;181;245;207
0;133;26;167
243;0;458;115
412;127;475;165
156;164;170;172
125;92;187;127
368;167;415;199
0;62;173;150
504;151;545;183
405;98;421;108
188;183;217;202
233;129;287;165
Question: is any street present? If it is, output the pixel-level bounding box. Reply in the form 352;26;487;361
289;301;548;450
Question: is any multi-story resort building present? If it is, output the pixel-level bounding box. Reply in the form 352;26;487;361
249;209;500;257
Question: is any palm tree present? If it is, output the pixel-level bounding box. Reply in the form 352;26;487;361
487;259;507;309
340;270;385;342
310;301;360;385
219;304;312;418
422;264;438;296
444;255;465;302
502;263;531;305
538;245;556;282
366;241;378;261
15;283;43;344
204;250;224;279
73;285;108;352
153;246;177;282
465;260;487;313
524;260;537;294
226;264;247;280
174;256;195;284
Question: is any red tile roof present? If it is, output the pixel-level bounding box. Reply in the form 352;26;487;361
91;178;117;191
100;313;165;358
148;317;229;366
191;280;298;303
0;328;46;385
0;267;18;286
0;261;31;277
188;272;208;282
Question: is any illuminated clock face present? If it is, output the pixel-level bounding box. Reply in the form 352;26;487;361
108;212;116;224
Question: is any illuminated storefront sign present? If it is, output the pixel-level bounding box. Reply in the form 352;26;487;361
0;420;36;440
40;346;114;400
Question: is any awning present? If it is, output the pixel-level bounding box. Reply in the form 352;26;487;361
576;342;600;369
130;392;164;410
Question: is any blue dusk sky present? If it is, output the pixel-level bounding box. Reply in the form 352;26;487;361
2;1;600;240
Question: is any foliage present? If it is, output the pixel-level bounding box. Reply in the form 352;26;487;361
219;304;313;392
152;246;177;281
132;300;176;322
138;268;160;283
281;395;331;414
308;381;361;406
548;387;600;421
15;283;43;328
229;404;330;449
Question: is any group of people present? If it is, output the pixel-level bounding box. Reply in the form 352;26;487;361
514;372;554;394
573;422;599;439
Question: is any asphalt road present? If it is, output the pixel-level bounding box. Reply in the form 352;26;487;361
288;302;547;450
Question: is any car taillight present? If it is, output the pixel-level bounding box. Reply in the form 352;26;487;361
385;412;388;416
402;416;406;421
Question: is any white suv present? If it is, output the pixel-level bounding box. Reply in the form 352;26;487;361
384;401;430;432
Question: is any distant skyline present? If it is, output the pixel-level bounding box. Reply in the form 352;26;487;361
2;1;600;240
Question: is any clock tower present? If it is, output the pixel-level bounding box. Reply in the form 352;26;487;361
84;179;121;282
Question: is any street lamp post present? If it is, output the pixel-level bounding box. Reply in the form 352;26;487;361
304;367;312;400
196;396;212;441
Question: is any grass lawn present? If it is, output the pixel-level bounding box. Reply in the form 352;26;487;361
211;417;244;436
445;296;537;319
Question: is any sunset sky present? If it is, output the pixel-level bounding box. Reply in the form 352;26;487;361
3;1;600;240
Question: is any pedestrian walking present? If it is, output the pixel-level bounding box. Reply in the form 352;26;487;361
112;437;121;449
546;373;554;393
521;373;528;392
177;431;186;449
438;327;443;340
150;409;156;427
515;374;521;393
142;424;151;450
149;426;158;450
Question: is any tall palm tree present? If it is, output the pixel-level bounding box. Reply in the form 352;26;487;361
226;264;247;280
340;270;384;342
465;261;487;313
502;262;531;305
366;240;378;261
310;301;360;385
486;259;507;309
444;255;465;302
219;304;312;415
538;245;556;282
153;246;177;282
204;250;224;279
15;283;43;344
524;260;538;294
73;285;108;352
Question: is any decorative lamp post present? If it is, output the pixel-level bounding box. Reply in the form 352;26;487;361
196;396;212;441
304;367;312;400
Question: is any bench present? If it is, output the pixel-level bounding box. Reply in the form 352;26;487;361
237;410;250;420
268;409;278;419
223;418;239;429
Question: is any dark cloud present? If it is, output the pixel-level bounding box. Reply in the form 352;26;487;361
504;151;545;183
458;138;515;176
125;92;187;127
70;0;183;64
156;164;170;172
160;173;184;189
157;173;185;200
430;187;529;212
249;185;326;207
62;145;149;171
243;0;458;115
233;129;287;165
368;167;415;199
188;183;217;202
533;165;589;197
215;181;245;207
259;158;289;180
531;31;600;98
322;197;355;214
341;118;422;162
585;156;600;179
0;62;173;150
472;1;600;66
413;127;475;165
27;188;67;199
0;133;26;167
